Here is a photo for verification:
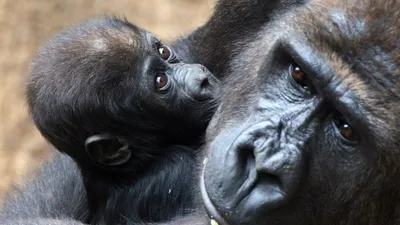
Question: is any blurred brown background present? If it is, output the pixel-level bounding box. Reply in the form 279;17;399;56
0;0;213;200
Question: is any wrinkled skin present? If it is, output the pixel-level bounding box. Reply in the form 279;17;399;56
201;0;400;224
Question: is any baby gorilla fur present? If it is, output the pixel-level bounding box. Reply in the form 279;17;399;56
26;17;220;225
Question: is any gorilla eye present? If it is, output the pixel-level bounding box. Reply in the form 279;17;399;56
155;73;169;90
158;45;172;61
333;114;358;142
291;63;314;94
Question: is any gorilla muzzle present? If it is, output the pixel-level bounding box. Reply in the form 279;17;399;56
202;120;305;224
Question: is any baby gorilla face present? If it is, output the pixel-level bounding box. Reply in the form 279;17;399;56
137;32;221;130
75;18;221;136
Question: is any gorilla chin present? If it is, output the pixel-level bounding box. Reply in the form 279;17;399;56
201;1;400;225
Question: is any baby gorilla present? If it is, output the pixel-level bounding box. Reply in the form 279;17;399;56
26;17;220;224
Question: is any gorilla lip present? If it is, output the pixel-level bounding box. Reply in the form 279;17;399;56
200;165;230;225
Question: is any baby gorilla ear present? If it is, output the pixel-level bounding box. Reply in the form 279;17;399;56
85;134;132;166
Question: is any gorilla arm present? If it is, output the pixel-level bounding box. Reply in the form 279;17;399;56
0;151;89;224
1;219;85;225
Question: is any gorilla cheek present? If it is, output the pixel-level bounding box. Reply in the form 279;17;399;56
203;121;305;224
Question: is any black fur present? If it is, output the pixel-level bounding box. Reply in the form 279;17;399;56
1;219;85;225
173;0;306;77
0;151;88;223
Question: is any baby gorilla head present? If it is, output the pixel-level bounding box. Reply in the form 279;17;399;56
27;17;220;168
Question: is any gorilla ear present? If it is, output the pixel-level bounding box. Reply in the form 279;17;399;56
85;134;132;166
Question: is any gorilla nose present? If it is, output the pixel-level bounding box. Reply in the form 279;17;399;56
203;121;304;224
182;64;220;101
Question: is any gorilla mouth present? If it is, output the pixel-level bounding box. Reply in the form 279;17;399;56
200;166;231;225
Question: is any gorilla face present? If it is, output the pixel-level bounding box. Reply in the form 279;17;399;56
202;1;400;224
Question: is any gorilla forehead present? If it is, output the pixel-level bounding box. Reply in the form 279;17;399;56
207;0;400;152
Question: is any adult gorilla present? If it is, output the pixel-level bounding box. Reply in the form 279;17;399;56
3;0;400;225
199;0;400;224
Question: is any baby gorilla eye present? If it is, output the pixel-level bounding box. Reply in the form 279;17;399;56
155;73;169;90
291;63;314;94
158;45;172;61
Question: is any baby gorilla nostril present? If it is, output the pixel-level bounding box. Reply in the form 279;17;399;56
193;75;216;101
201;77;210;90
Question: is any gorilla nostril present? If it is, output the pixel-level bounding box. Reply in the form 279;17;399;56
201;65;209;73
201;77;210;89
225;145;258;208
257;172;284;195
238;143;256;169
